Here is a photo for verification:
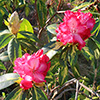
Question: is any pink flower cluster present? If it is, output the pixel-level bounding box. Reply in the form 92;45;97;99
56;10;95;50
13;49;51;90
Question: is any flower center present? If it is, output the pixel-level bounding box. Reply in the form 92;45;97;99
68;17;78;34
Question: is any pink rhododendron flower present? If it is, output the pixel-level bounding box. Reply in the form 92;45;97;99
13;49;51;90
20;79;33;90
56;10;95;50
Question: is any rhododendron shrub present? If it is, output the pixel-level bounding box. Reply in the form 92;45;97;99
1;1;100;99
13;49;51;90
56;10;95;50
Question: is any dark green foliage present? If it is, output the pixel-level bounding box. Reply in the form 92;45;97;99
32;86;48;100
0;0;100;100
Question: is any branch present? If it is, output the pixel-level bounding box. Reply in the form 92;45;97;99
93;68;97;91
75;80;79;100
50;78;76;100
48;85;60;100
53;88;75;100
37;10;65;39
78;80;100;98
57;0;61;11
68;70;75;77
49;78;100;100
37;12;57;39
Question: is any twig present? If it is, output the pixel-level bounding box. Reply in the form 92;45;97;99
56;11;65;14
51;78;76;100
93;68;97;91
83;0;100;11
46;0;55;17
79;80;84;91
53;88;75;100
46;82;49;95
64;92;66;100
48;85;60;100
78;81;100;98
37;10;66;39
29;97;32;100
75;80;79;100
93;59;98;92
59;78;76;93
37;12;57;39
57;0;61;11
49;78;100;99
68;70;75;77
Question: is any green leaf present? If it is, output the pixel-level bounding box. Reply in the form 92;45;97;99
72;2;92;11
0;51;9;61
42;41;63;59
47;24;58;35
30;0;35;4
8;38;22;64
81;46;94;61
89;11;100;16
45;71;54;82
92;97;99;100
59;46;68;67
0;61;6;70
69;46;78;66
68;47;80;78
18;31;40;43
49;7;55;17
0;30;13;49
17;18;34;38
25;6;30;17
71;64;80;78
37;0;47;27
92;23;100;44
0;0;6;4
6;87;27;100
86;38;100;59
18;38;38;52
0;12;3;28
59;65;68;86
60;45;80;78
0;73;20;90
4;19;9;26
85;38;100;68
32;86;48;100
0;6;9;15
50;54;60;73
78;94;85;100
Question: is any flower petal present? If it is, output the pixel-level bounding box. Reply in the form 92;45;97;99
28;58;40;70
32;72;46;83
20;79;32;90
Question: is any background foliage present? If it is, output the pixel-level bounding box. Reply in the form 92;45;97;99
0;0;100;100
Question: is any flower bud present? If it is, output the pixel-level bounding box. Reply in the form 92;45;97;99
4;11;22;34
